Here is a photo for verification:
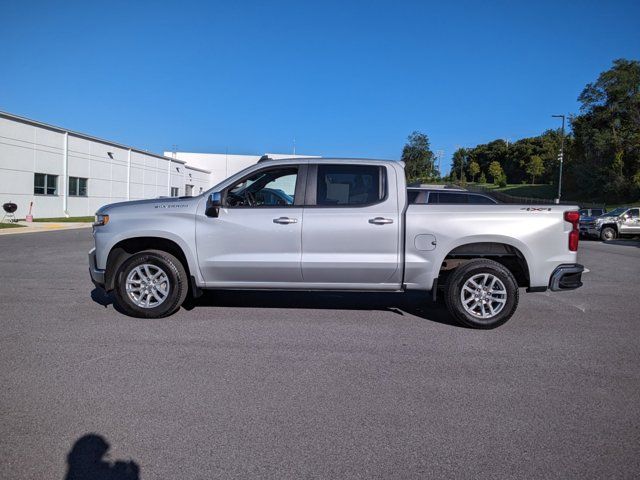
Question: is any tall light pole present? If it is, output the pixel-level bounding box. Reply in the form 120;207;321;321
552;114;565;203
435;150;444;178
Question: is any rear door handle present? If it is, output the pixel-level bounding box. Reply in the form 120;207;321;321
273;217;298;225
369;217;394;225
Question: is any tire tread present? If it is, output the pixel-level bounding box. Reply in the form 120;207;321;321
443;258;519;329
113;249;188;318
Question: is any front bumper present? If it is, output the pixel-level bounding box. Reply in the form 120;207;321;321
580;225;599;237
88;248;106;288
549;264;584;291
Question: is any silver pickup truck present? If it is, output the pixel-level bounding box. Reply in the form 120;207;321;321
89;158;584;329
582;207;640;241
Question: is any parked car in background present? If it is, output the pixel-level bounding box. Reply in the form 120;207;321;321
583;207;640;240
578;207;606;238
408;188;498;205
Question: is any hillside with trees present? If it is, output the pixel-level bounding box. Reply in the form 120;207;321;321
402;59;640;203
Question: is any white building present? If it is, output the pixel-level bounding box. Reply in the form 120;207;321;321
0;111;210;219
163;151;319;187
0;111;317;220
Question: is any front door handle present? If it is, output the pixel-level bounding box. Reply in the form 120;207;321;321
369;217;394;225
273;217;298;225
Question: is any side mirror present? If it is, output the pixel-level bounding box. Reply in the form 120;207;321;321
205;192;223;217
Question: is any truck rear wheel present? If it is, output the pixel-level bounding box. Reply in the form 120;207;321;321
113;250;188;318
444;259;519;329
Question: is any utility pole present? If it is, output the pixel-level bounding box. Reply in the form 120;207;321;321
452;145;463;181
552;115;565;203
435;150;444;178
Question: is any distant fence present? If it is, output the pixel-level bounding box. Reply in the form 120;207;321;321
466;184;603;208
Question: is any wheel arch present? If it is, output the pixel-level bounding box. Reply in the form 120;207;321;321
104;236;193;291
436;239;531;289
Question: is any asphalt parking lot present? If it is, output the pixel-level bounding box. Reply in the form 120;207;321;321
1;229;639;479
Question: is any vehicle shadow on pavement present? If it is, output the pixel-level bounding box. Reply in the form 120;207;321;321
90;288;127;315
185;290;464;328
600;239;640;248
91;287;464;328
64;434;139;480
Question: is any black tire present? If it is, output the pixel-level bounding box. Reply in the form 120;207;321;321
443;259;519;329
600;226;617;242
113;250;188;318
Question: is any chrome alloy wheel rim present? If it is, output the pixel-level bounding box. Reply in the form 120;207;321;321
126;264;170;309
460;273;507;320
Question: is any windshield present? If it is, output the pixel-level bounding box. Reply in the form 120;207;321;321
600;207;626;217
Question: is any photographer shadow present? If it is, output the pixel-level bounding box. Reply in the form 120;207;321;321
64;434;139;480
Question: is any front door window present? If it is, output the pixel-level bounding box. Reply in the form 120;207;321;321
226;168;297;207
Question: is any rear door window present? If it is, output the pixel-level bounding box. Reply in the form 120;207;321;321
315;165;384;206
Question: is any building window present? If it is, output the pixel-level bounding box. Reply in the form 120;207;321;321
69;177;88;196
34;173;58;195
170;187;179;197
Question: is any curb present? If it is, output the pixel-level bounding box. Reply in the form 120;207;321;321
0;223;92;236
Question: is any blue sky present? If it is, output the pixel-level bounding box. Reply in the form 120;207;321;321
1;0;638;173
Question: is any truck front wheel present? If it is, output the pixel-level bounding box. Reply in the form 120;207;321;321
113;250;188;318
600;226;617;241
443;259;519;329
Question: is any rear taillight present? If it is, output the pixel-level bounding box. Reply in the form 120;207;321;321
564;211;580;251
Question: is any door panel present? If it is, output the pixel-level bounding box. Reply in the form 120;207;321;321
620;208;640;234
195;164;305;285
196;208;303;283
301;164;401;286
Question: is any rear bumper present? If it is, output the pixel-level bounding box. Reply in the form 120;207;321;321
88;248;105;288
549;263;584;291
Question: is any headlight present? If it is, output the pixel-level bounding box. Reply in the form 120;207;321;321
93;214;109;227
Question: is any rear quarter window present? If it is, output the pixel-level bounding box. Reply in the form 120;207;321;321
468;194;496;204
436;192;468;204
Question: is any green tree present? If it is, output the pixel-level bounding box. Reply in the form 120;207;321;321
450;148;468;182
478;171;487;184
526;155;545;184
468;160;480;182
570;59;640;202
488;161;504;184
401;131;437;182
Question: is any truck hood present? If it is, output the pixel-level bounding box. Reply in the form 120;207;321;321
596;214;619;223
96;196;201;215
